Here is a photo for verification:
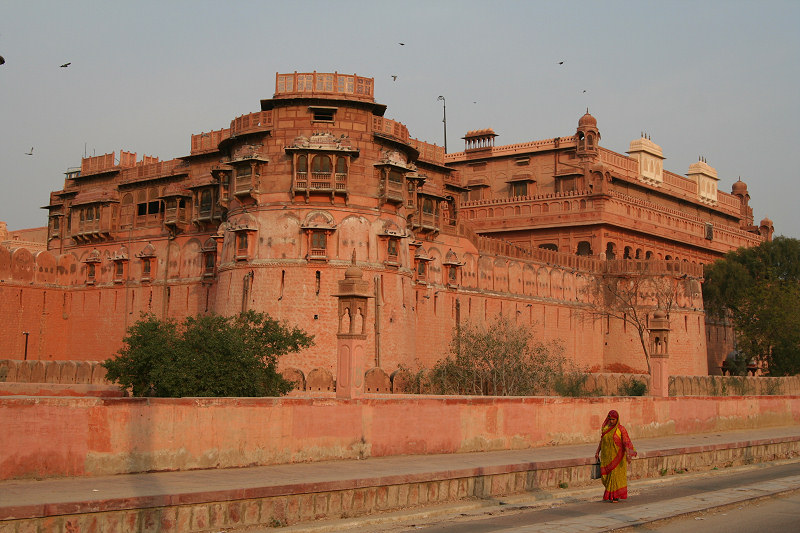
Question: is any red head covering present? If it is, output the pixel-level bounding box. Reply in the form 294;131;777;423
602;410;620;434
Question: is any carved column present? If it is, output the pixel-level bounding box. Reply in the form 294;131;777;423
648;310;670;397
333;253;373;399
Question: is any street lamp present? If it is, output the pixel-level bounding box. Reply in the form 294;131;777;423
437;95;447;153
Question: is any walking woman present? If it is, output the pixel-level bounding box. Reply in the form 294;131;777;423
594;409;637;502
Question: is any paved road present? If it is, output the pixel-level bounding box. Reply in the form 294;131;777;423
631;492;800;533
275;460;800;533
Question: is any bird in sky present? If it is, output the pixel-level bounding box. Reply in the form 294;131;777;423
398;42;405;46
60;62;71;68
391;75;397;81
558;61;564;65
0;55;5;66
25;147;33;156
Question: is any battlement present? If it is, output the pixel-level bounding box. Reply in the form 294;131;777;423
274;71;375;103
78;151;160;177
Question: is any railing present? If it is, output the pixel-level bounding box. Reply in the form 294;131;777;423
230;111;272;137
191;128;230;155
385;180;404;203
295;171;308;189
310;172;333;189
335;173;347;191
599;148;638;176
120;160;187;184
663;170;697;194
409;138;445;165
275;72;374;101
235;173;253;194
372;117;410;143
164;206;187;224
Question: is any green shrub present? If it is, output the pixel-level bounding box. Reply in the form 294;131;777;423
618;377;648;396
103;311;313;397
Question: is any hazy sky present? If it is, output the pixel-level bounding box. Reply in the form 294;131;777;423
2;1;798;238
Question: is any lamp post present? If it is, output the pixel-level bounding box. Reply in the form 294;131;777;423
437;95;447;153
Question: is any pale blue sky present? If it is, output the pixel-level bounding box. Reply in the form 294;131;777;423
2;1;798;237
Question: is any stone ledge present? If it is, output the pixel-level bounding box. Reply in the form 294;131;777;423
2;436;799;532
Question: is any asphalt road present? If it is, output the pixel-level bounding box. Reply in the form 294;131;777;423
628;492;800;533
361;461;800;533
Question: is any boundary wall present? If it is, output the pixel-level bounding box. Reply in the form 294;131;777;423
3;360;800;397
2;394;799;481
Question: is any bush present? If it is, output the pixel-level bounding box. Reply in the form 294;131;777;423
618;377;648;396
103;311;313;397
424;316;583;396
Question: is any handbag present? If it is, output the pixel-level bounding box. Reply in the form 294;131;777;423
590;461;601;479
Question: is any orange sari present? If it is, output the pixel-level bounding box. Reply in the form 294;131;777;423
598;411;636;501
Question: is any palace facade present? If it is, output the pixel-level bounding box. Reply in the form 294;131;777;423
0;71;772;386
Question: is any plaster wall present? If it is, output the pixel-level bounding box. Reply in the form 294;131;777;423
2;394;798;481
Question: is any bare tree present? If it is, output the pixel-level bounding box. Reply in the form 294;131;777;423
586;261;681;375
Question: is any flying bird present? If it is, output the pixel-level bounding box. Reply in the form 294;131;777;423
0;55;5;66
391;75;397;81
60;62;71;68
398;42;405;46
558;61;564;65
25;147;33;156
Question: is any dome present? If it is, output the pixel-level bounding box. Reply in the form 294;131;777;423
760;217;773;227
344;264;363;279
731;178;748;196
578;111;597;128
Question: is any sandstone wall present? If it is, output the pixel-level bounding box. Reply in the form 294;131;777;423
2;394;798;481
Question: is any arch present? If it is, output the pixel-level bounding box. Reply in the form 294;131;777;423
311;154;332;173
576;241;592;256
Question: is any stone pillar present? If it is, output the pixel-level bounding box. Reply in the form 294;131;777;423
333;252;373;399
649;310;670;397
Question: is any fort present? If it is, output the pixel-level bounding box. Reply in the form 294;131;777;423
0;71;774;384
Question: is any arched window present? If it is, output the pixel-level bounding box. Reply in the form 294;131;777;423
199;190;212;217
311;155;332;174
297;154;308;173
336;157;347;175
605;242;616;260
576;241;592;256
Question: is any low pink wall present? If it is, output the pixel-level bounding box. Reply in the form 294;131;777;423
2;395;799;481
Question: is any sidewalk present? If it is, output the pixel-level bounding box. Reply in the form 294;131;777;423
2;426;800;531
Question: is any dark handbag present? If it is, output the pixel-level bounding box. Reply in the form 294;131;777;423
591;461;601;479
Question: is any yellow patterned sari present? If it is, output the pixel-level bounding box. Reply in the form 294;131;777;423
597;410;636;501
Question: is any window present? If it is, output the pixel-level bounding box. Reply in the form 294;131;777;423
236;232;249;259
576;241;592;256
422;198;435;215
86;263;96;284
311;155;332;188
310;106;336;122
199;190;213;217
142;258;152;280
310;231;327;258
203;252;216;277
387;238;399;263
539;243;558;252
416;260;427;281
335;157;347;190
511;181;527;197
448;265;457;284
114;261;124;280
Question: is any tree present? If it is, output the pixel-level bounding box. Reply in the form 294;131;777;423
103;311;314;397
704;236;800;376
587;262;682;374
426;316;570;396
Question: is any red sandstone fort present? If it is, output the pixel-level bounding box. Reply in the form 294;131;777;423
0;71;773;386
